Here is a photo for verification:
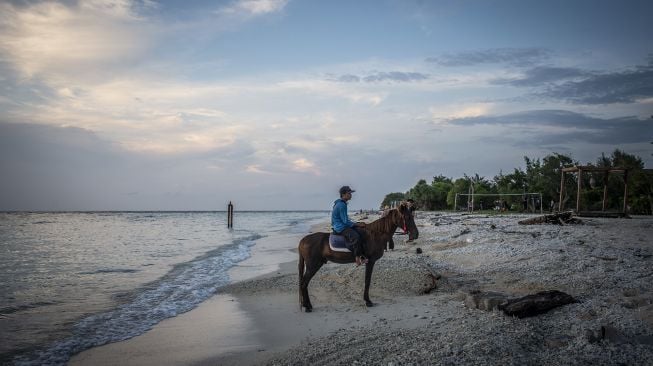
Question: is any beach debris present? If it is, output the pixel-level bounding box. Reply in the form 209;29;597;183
544;335;574;348
498;290;576;318
633;248;652;259
451;228;471;238
518;211;582;225
586;325;653;345
420;272;438;294
416;248;422;254
464;290;510;312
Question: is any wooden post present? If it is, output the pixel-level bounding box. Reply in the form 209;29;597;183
470;180;474;213
576;168;582;213
539;193;543;214
558;170;565;212
623;170;629;215
602;171;609;211
227;201;234;228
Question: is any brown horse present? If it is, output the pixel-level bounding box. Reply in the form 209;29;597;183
298;203;419;312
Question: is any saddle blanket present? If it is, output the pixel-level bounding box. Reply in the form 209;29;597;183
328;233;351;252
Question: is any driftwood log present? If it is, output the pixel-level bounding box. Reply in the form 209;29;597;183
518;211;582;225
498;290;577;318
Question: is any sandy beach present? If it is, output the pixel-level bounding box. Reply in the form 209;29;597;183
71;211;653;365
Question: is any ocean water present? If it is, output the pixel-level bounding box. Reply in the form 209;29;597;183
0;211;327;365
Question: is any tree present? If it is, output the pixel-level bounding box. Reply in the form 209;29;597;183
405;176;453;210
380;192;405;209
602;149;650;214
407;179;437;210
446;177;471;209
382;150;649;214
430;175;453;210
538;153;576;207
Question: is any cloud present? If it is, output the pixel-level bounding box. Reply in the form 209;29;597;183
539;60;653;104
430;103;495;123
278;78;385;105
0;1;154;80
216;0;288;17
491;66;591;87
292;158;320;175
446;110;653;145
336;74;361;83
0;121;265;210
332;71;429;83
488;58;653;105
426;48;551;67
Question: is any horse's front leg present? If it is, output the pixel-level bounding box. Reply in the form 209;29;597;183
363;260;376;307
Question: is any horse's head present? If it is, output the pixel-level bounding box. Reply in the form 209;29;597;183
393;201;419;240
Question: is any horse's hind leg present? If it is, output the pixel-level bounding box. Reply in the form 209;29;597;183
363;260;376;307
300;260;323;312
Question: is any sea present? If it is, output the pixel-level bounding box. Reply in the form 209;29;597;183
0;211;328;365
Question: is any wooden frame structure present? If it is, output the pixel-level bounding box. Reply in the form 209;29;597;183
558;166;629;217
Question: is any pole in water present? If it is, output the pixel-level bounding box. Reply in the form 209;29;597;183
227;201;234;228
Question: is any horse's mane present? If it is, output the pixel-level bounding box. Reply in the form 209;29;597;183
365;209;400;236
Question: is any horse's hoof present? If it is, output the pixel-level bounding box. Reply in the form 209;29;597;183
365;301;374;307
304;307;312;313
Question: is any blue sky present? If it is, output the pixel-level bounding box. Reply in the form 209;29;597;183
0;0;652;210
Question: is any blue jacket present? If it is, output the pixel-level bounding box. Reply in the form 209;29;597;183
331;199;355;233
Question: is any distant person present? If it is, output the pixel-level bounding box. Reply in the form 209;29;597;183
550;200;555;213
332;186;367;265
406;199;415;210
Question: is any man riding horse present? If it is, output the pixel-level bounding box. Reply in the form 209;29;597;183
331;186;367;265
299;194;419;311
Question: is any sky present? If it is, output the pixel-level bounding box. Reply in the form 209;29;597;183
0;0;652;211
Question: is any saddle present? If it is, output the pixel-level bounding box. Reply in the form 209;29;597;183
328;233;351;252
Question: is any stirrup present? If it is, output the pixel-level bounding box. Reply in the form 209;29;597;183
355;256;369;266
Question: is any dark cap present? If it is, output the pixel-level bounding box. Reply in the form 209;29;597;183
339;186;355;195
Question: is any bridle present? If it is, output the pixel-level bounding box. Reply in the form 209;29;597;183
393;208;409;235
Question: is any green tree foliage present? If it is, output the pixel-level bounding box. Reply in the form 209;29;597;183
589;149;651;214
446;177;470;209
522;153;577;209
383;150;651;214
406;176;453;210
380;192;405;209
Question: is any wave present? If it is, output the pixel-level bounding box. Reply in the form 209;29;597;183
78;268;140;275
12;233;263;366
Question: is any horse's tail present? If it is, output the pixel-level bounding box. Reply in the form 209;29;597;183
298;244;305;310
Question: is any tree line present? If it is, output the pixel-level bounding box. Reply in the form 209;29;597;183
381;150;652;214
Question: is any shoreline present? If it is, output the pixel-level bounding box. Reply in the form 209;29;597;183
70;219;333;366
72;212;653;365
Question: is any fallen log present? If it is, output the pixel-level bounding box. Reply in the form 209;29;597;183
498;290;576;318
518;211;582;225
